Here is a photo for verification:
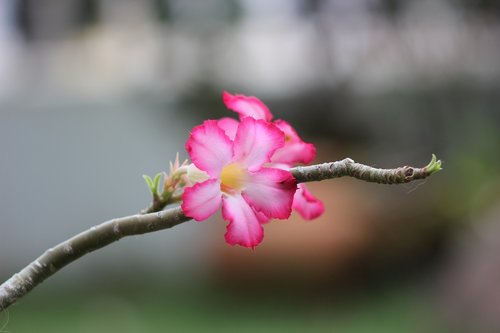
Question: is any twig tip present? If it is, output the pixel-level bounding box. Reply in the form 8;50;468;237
425;154;443;175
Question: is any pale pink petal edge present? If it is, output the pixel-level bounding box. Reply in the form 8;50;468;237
185;120;233;177
181;179;222;221
217;117;239;141
221;194;264;249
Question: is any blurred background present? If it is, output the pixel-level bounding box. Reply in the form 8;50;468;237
1;0;500;332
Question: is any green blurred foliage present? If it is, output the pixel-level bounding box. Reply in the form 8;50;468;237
3;283;442;333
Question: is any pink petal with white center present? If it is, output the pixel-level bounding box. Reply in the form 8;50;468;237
243;167;296;219
222;91;273;122
217;117;239;140
222;194;264;248
293;184;324;220
271;120;316;165
186;120;233;177
181;179;222;221
233;118;285;171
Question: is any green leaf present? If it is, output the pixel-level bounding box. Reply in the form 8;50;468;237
142;174;156;195
153;173;162;193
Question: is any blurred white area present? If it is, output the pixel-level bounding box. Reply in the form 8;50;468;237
0;0;498;101
0;0;22;100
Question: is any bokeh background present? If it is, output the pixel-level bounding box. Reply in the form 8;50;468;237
1;0;500;332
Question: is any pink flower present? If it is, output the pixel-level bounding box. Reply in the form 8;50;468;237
222;91;316;165
221;91;324;220
181;117;297;248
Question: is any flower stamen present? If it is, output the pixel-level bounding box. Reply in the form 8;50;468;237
220;163;248;193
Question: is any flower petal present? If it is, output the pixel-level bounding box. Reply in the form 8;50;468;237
186;120;233;177
243;167;296;219
222;91;273;122
271;120;316;165
217;117;239;141
233;118;285;171
255;210;271;224
292;184;324;220
274;120;301;141
181;179;222;221
222;194;264;248
272;142;316;165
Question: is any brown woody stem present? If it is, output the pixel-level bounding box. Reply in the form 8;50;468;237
0;156;441;311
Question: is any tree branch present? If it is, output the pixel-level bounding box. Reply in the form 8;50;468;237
0;156;441;311
0;207;190;311
291;155;442;184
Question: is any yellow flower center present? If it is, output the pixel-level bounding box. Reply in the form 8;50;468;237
220;163;248;193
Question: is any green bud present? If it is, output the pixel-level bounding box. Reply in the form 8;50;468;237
143;174;158;196
425;154;443;175
153;173;162;193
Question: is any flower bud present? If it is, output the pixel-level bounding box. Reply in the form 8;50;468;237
186;163;209;185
